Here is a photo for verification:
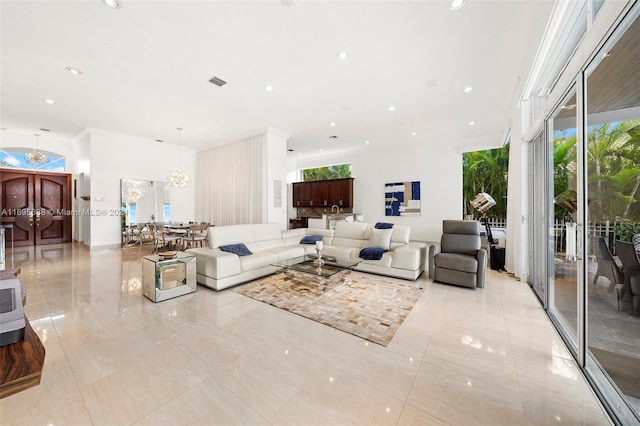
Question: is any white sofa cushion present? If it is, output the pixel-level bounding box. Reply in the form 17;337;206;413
239;251;278;272
391;225;410;244
323;245;359;261
265;245;305;261
253;223;282;242
332;222;368;248
208;224;255;249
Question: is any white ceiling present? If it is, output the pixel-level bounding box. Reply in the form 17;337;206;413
0;0;554;157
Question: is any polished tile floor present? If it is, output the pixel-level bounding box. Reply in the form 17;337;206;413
1;242;612;425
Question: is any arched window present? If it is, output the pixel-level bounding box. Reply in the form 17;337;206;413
0;147;65;171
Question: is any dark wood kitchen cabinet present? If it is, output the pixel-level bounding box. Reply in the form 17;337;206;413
292;178;353;208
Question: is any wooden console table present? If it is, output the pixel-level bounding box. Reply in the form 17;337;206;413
0;268;46;399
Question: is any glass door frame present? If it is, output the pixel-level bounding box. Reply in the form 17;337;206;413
544;84;585;361
528;130;548;307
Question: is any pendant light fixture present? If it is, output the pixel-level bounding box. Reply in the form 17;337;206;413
167;127;190;188
26;133;47;165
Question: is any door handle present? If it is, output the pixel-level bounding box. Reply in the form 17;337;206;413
29;211;34;227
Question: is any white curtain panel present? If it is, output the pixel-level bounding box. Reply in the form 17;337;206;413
196;134;267;225
505;113;529;280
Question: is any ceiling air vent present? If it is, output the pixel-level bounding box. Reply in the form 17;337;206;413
208;76;227;87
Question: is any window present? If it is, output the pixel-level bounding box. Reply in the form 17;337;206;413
462;145;509;219
302;163;351;181
0;148;65;171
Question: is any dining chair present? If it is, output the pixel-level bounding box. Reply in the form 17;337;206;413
615;240;640;311
139;224;155;246
184;224;209;248
154;228;183;252
591;236;623;289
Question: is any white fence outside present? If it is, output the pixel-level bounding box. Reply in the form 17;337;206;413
486;218;619;255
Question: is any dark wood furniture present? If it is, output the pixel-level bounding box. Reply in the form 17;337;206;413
292;178;353;208
0;319;46;399
289;217;309;229
0;268;46;399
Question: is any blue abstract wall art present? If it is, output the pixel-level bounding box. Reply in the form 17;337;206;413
385;181;421;216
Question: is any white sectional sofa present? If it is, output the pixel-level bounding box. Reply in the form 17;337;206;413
186;222;427;291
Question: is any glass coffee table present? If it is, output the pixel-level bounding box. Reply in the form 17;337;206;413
271;254;360;294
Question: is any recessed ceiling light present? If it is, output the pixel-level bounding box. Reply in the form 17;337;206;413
330;122;336;127
265;85;273;92
469;121;475;126
208;76;227;87
319;148;324;152
65;66;83;75
463;86;473;93
329;135;338;139
365;140;370;144
298;152;302;156
388;106;395;112
39;128;50;132
449;0;466;10
411;132;417;136
44;99;55;104
103;0;121;8
156;139;164;143
337;52;349;60
287;148;294;152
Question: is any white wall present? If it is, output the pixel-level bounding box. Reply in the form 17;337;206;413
292;140;463;242
265;128;289;230
88;128;196;247
75;130;91;243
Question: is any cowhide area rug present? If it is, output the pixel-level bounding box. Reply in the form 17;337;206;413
232;270;423;346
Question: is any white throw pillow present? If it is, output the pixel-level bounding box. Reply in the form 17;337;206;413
369;228;393;250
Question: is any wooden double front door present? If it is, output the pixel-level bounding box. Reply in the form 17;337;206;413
1;169;72;246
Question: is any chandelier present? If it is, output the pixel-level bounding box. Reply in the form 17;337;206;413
26;134;47;165
167;127;190;188
122;179;145;202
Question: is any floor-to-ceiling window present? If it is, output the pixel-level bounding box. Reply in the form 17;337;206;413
529;5;640;424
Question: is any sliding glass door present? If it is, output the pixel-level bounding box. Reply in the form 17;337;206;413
584;9;640;422
546;88;582;354
528;5;640;423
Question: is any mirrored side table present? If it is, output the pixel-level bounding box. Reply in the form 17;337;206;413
142;252;196;302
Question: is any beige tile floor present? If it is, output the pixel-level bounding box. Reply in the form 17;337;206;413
1;242;612;425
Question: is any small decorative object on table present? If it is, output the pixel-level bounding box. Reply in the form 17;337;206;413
158;250;178;260
314;240;325;266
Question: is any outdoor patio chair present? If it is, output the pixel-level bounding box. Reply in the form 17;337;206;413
591;236;623;289
615;240;640;312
